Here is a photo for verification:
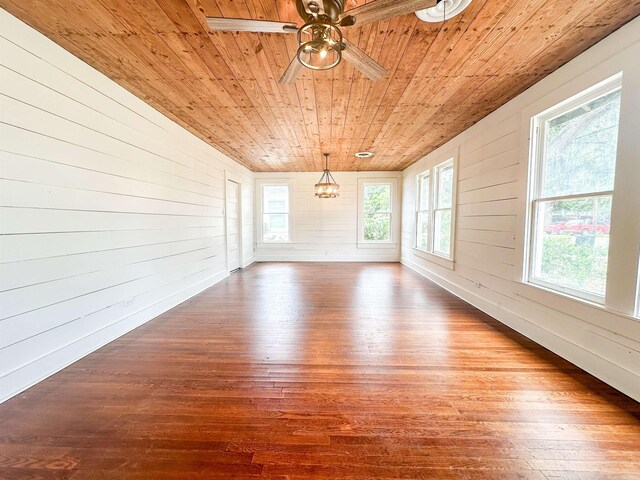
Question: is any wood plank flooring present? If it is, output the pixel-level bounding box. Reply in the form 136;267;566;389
0;263;639;479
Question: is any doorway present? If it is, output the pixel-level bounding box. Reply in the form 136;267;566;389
226;179;242;272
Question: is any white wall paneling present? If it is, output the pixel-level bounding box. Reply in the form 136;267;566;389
401;17;640;402
0;10;254;402
255;172;402;262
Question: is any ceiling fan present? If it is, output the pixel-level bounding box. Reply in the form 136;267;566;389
206;0;439;84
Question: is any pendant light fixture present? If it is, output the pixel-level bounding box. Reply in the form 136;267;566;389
315;153;340;198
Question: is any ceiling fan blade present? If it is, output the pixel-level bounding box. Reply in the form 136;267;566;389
206;17;298;33
341;39;387;81
340;0;438;27
279;56;304;85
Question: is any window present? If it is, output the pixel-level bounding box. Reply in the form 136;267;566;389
415;159;455;259
416;172;430;251
362;183;392;242
528;79;622;302
358;179;398;246
434;161;454;257
262;185;290;242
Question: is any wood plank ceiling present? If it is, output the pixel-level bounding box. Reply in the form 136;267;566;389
2;0;639;171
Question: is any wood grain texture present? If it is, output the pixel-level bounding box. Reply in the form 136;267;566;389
342;0;438;27
1;0;639;171
0;263;638;479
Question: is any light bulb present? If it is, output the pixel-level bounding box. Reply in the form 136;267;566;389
319;48;328;59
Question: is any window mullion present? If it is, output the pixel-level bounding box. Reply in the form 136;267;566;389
537;191;614;204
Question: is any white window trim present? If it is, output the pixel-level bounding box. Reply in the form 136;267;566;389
256;179;294;245
412;156;457;266
516;69;640;322
357;178;399;248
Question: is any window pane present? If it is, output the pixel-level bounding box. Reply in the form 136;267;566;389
437;164;454;209
416;212;429;251
263;185;289;213
263;214;289;242
364;184;391;213
364;213;391;242
541;89;621;197
268;200;285;212
532;196;611;297
434;209;452;257
418;174;429;211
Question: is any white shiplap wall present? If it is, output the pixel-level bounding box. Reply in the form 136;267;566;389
401;17;640;402
254;172;401;262
0;11;254;402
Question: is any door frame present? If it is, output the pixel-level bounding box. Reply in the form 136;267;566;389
224;171;243;273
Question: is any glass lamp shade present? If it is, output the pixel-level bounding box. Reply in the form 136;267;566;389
297;22;343;71
315;155;339;198
315;182;340;198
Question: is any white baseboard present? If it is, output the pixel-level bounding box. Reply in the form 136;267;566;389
241;258;256;269
0;269;230;403
255;254;400;262
401;257;640;402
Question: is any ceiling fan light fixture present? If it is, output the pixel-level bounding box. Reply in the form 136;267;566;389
296;21;343;71
315;154;340;198
208;0;427;83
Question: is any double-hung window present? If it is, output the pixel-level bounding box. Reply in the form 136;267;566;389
358;178;398;246
416;172;430;251
433;161;454;257
527;78;622;302
415;159;455;259
362;183;393;242
262;184;290;242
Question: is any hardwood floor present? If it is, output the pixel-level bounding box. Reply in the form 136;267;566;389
0;263;639;479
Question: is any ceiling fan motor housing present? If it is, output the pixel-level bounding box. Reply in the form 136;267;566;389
296;0;345;23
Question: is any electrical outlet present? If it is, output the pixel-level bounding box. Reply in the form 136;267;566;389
123;297;135;307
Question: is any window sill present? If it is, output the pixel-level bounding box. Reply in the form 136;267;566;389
514;281;640;342
527;278;604;306
357;242;398;250
412;247;455;270
257;241;294;248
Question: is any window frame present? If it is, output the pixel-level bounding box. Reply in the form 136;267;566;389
357;177;399;247
414;158;456;262
257;180;294;244
525;76;623;305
